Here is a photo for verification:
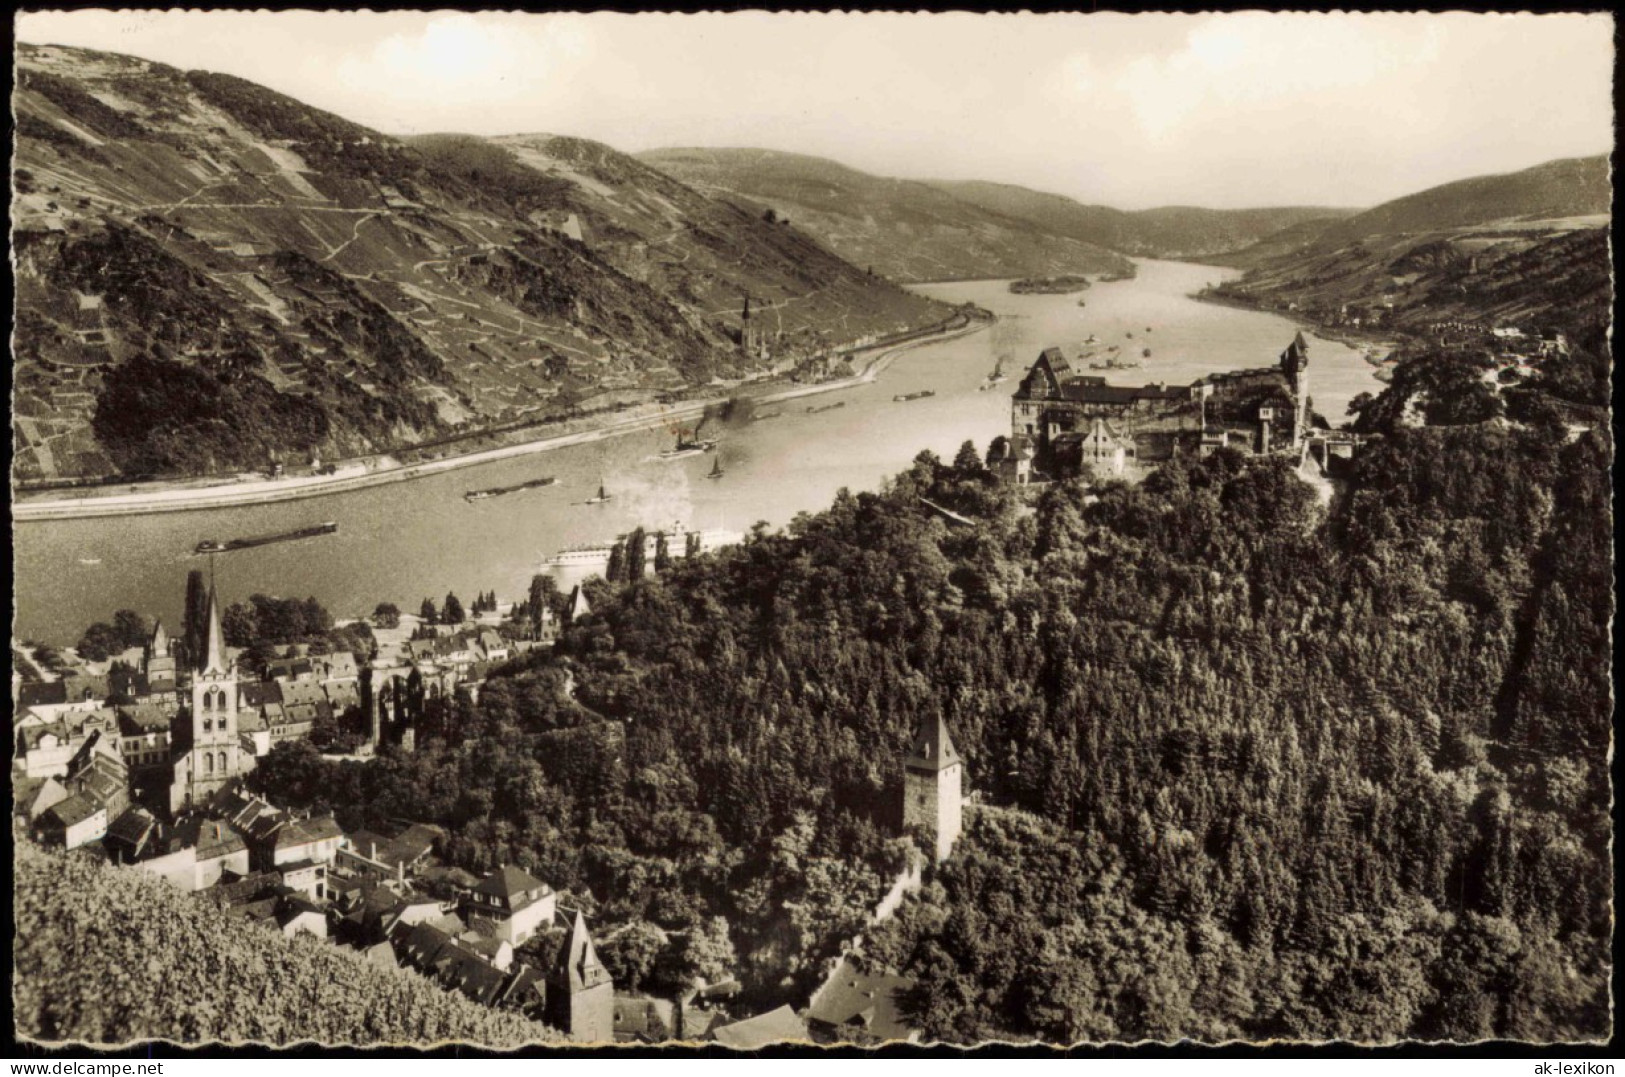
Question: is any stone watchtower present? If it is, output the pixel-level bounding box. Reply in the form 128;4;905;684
1278;330;1311;442
903;715;964;864
546;910;615;1043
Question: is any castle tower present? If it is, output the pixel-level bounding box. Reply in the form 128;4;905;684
545;910;615;1043
1279;331;1310;444
172;584;243;811
903;714;963;864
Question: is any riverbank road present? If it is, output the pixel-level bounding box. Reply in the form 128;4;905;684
12;314;989;522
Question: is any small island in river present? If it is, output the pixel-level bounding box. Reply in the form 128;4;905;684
1009;275;1091;295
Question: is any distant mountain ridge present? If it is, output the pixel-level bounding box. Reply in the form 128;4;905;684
638;146;1366;274
12;44;949;482
925;179;1359;259
637;147;1137;283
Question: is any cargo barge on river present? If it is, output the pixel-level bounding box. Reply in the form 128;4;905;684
195;522;338;555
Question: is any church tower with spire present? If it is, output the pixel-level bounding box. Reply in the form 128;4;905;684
740;292;767;358
545;910;615;1043
903;714;963;864
170;581;243;812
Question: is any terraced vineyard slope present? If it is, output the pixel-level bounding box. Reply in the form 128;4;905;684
12;44;950;482
13;843;556;1047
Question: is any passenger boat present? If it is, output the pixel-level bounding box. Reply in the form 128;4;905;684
196;522;337;555
659;433;717;460
893;390;936;402
541;544;615;572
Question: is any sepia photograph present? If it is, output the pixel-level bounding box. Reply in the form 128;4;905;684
7;8;1616;1054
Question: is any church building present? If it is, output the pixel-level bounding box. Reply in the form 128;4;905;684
168;583;246;814
739;294;770;359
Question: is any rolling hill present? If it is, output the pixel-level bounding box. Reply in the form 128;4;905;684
1205;156;1612;336
11;44;951;483
926;179;1358;259
1305;155;1611;249
637;147;1137;283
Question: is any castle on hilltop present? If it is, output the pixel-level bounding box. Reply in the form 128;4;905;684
996;332;1317;480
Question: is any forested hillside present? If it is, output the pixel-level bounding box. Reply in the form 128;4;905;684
1210;226;1611;340
13;842;556;1046
251;337;1612;1040
638;147;1136;283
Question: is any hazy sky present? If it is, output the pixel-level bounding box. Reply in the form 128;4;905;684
14;10;1615;210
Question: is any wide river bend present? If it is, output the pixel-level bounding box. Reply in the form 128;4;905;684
12;259;1381;645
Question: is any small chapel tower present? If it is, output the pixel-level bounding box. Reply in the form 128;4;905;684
546;910;615;1043
903;714;963;864
144;619;177;692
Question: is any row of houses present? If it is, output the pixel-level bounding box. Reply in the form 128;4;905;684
12;575;548;829
16;580;932;1046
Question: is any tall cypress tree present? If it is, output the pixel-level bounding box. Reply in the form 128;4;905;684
182;569;208;665
626;527;648;581
528;575;557;633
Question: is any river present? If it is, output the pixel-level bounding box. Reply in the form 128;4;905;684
11;259;1381;645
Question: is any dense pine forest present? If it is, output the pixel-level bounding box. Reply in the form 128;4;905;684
251;334;1612;1042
